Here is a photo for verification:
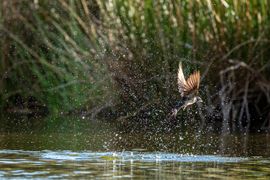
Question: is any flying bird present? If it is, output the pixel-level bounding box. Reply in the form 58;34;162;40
171;62;202;118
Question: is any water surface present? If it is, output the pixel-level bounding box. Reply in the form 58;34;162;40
1;117;270;179
0;150;270;179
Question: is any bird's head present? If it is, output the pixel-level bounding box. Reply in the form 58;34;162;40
195;96;203;103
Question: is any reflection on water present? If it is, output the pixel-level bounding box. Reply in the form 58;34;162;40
1;150;270;179
1;117;270;179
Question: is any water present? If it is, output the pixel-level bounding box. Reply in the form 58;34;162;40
0;150;270;179
1;117;270;179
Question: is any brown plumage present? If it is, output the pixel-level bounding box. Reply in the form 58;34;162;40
170;62;202;118
177;62;200;98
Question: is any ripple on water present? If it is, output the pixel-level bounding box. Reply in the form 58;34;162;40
1;150;264;179
37;150;247;163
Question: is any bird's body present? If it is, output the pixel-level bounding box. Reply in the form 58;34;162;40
171;62;202;118
182;96;200;109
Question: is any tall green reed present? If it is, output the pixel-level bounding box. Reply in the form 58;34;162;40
0;0;270;132
0;0;114;115
96;0;270;132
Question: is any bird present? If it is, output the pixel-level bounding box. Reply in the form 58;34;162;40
170;62;202;118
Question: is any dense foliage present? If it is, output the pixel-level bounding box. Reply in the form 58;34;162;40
0;0;270;133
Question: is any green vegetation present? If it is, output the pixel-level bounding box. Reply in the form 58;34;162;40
0;0;114;114
0;0;270;132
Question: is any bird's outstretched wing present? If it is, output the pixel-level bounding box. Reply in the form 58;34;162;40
184;71;200;97
177;62;187;97
177;62;200;97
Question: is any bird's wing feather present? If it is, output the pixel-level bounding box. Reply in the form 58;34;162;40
177;62;187;97
184;71;200;97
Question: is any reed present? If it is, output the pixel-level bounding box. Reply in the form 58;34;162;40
0;0;114;115
98;0;270;132
96;0;270;132
0;0;269;132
